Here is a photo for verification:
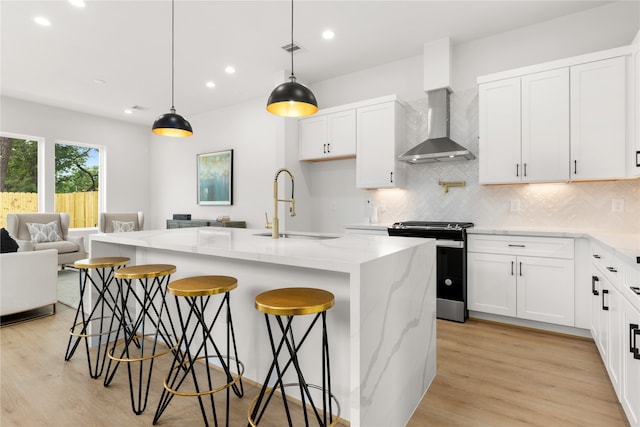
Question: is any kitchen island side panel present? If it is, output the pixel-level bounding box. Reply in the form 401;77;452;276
357;241;437;427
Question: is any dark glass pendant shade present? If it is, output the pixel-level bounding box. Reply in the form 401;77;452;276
152;108;193;137
267;76;318;117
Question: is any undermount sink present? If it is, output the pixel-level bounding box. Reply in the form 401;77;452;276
252;232;339;240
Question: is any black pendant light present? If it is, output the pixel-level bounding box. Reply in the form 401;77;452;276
152;0;192;137
266;0;318;117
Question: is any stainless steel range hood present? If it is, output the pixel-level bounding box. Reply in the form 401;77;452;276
399;88;475;164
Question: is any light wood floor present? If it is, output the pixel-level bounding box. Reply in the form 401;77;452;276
0;304;629;426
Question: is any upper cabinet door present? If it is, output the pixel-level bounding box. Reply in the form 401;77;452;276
521;68;570;182
570;56;626;181
299;115;328;160
356;101;404;189
479;77;521;184
326;110;356;159
299;110;356;161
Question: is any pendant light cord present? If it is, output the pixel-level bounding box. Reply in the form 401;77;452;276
171;0;176;110
290;0;294;78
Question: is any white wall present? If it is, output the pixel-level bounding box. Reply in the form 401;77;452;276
0;95;150;220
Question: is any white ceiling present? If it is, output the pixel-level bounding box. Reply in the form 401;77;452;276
1;0;613;126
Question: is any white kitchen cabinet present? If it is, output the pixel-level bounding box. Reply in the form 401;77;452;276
591;265;623;396
299;109;356;161
633;29;640;178
590;240;640;426
479;69;569;184
478;47;632;183
467;235;575;326
478;77;521;184
570;56;627;181
621;296;640;427
356;100;404;189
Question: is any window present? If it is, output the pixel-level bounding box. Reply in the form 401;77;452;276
55;142;100;228
0;134;41;227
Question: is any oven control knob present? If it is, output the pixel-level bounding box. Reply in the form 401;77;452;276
445;278;453;286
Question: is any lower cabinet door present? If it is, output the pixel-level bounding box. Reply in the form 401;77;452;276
621;298;640;426
467;252;517;317
516;256;575;326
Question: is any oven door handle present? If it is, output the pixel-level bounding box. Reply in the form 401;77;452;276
435;240;464;248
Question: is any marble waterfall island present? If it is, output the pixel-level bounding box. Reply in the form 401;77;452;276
90;227;437;426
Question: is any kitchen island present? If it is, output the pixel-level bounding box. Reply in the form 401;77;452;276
90;227;436;426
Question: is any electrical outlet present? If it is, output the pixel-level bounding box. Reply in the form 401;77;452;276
510;199;520;212
612;198;624;213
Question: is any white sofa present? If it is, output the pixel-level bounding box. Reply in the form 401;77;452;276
0;249;58;317
6;213;86;266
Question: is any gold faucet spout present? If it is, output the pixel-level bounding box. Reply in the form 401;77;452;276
271;168;296;238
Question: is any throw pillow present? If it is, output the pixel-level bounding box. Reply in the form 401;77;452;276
26;221;63;243
0;227;19;253
113;220;135;233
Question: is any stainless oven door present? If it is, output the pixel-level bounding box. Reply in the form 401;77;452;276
436;239;466;322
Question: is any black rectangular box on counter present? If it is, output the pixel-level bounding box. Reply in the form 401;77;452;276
173;214;191;220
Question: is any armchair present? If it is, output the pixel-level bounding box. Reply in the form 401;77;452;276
98;212;144;233
6;213;86;267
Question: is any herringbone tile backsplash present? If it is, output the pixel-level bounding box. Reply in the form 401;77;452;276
369;88;640;233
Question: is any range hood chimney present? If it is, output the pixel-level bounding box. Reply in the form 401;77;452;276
399;37;475;164
398;88;475;164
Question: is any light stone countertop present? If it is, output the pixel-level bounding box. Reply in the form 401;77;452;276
90;226;430;274
344;223;639;266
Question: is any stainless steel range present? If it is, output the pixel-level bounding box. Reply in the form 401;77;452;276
388;221;474;323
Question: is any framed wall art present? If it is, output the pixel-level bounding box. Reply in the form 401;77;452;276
197;149;233;205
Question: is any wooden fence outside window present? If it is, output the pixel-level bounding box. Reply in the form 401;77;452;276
0;191;99;229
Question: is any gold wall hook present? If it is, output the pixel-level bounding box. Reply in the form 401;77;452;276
438;180;465;193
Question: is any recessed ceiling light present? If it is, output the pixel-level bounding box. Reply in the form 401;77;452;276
225;66;236;75
124;109;133;115
322;30;335;40
68;0;86;7
34;16;51;26
206;81;216;88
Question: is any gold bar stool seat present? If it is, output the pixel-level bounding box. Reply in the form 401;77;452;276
64;256;130;379
153;276;244;427
248;287;340;427
104;264;179;415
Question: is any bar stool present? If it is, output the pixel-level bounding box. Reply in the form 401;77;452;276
248;287;340;427
104;264;179;415
153;275;245;427
64;256;130;379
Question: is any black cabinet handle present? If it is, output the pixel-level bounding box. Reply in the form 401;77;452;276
327;142;331;153
592;275;599;296
630;324;640;360
601;289;609;311
323;143;327;154
508;244;526;248
593;254;601;259
574;160;577;175
519;262;522;277
511;261;514;276
516;164;519;177
607;266;618;273
390;172;393;183
524;163;527;177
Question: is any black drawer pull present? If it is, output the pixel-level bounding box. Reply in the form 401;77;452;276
593;254;601;259
592;276;599;296
601;289;609;311
631;287;640;296
630;324;640;360
508;244;526;248
606;266;618;273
